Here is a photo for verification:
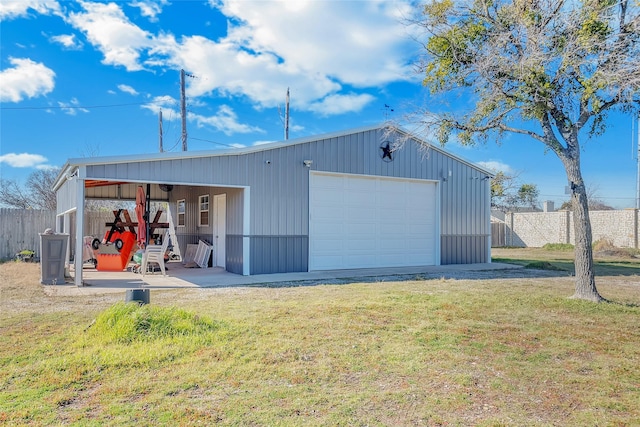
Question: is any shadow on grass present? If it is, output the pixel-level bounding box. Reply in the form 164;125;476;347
492;257;640;277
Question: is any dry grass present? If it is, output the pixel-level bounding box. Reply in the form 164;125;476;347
1;253;639;426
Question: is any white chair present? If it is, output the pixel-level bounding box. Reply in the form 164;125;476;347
142;231;170;276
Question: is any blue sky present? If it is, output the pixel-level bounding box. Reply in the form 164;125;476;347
1;0;638;209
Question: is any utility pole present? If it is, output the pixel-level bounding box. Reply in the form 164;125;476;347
285;87;290;140
180;69;187;151
637;114;639;209
159;109;164;153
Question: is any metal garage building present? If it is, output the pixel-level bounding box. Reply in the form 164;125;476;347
54;124;493;286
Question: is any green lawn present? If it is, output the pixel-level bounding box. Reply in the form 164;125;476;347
1;252;639;426
492;246;640;276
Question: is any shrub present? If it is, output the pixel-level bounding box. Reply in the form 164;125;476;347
592;238;616;252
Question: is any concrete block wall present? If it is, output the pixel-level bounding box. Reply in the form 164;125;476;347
501;209;638;248
587;209;638;248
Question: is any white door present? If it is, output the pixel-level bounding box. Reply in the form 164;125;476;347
309;172;439;270
213;194;226;268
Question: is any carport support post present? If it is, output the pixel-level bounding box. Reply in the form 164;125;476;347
146;183;151;245
74;174;86;287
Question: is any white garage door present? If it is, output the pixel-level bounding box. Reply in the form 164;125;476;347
309;172;439;271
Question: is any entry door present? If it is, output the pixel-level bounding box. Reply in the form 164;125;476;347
213;194;226;268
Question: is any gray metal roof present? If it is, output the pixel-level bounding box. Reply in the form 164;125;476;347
54;123;493;190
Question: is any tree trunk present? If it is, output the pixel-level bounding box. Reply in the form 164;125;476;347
565;157;604;302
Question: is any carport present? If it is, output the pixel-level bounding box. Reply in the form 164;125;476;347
53;170;251;287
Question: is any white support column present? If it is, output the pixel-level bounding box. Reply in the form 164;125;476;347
486;177;492;263
63;213;72;274
74;169;86;287
242;186;250;275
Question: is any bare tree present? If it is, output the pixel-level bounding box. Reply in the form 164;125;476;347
410;0;640;302
560;184;614;210
0;168;59;210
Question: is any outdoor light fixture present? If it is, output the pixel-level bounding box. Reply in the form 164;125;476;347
303;160;313;167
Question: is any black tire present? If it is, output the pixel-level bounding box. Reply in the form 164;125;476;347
91;238;100;250
115;239;124;251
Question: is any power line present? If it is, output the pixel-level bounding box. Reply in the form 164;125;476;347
0;101;160;111
190;136;238;149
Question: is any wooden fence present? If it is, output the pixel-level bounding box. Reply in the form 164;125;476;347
0;208;57;261
0;209;126;261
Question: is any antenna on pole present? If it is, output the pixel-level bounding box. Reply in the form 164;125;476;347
159;109;164;153
383;104;394;121
180;69;187;151
285;87;290;140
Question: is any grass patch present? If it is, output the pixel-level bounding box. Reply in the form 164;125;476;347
492;246;640;276
542;243;574;250
1;257;640;425
523;260;565;271
88;302;223;345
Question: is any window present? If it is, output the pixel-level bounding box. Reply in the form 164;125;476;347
177;199;185;227
198;195;209;226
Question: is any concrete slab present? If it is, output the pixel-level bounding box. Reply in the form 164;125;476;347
51;261;525;296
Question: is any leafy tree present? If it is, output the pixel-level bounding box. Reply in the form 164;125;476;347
0;168;59;210
412;0;639;302
491;171;540;211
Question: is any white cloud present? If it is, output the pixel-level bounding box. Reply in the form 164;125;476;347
36;164;60;170
192;105;264;135
253;140;277;146
144;0;416;115
217;0;415;87
0;153;49;168
142;97;262;135
0;0;61;21
66;1;153;71
49;33;83;49
477;160;514;175
57;98;89;115
149;34;341;109
57;0;417;128
141;95;178;113
308;93;375;116
0;57;55;103
129;0;168;22
118;84;139;96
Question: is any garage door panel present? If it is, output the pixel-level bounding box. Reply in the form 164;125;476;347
379;223;407;236
346;238;377;251
310;173;438;270
380;238;409;250
378;207;406;219
311;229;344;241
346;255;377;268
405;240;434;252
407;212;432;224
380;192;408;206
349;223;377;236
